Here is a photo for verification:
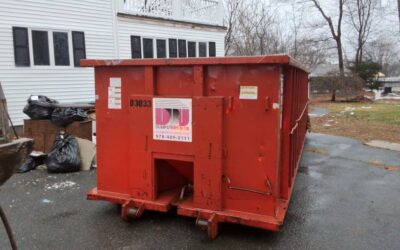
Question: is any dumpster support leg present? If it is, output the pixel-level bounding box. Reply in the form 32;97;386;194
196;213;219;239
121;201;144;221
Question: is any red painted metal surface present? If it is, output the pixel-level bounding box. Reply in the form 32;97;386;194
83;55;309;238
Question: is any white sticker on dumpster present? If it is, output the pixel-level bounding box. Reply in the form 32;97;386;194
108;77;121;109
153;98;192;142
239;86;258;100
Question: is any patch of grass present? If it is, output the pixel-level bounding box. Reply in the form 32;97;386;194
310;102;400;143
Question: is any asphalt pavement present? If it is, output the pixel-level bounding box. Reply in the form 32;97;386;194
1;133;399;250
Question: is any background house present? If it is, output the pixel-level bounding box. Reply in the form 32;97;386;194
0;0;226;126
376;76;400;93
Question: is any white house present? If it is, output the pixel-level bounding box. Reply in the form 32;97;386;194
0;0;226;126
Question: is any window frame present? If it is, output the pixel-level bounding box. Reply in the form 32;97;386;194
13;27;77;68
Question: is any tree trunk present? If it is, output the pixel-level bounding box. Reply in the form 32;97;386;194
398;0;400;29
331;89;336;102
335;38;345;102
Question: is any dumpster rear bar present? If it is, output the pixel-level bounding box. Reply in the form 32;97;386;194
83;55;309;238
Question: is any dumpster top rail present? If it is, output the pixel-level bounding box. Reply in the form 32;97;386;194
81;55;309;73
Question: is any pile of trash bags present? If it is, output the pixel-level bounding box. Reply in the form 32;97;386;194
19;94;95;174
23;95;88;127
18;132;81;173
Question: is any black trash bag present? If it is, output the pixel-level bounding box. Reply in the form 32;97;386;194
17;156;44;173
45;133;81;173
23;95;59;120
51;107;88;127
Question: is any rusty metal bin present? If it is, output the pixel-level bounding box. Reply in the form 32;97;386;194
82;55;309;238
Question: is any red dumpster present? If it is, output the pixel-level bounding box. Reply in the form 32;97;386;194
82;55;309;238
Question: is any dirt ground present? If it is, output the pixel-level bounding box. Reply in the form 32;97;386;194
309;99;400;143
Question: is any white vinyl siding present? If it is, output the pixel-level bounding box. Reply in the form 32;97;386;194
0;0;115;125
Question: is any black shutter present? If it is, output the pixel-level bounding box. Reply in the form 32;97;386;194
131;36;141;58
12;27;30;66
72;31;86;66
178;39;187;58
156;39;166;58
32;30;50;65
188;41;196;57
53;32;70;66
143;38;154;58
209;42;216;57
168;39;177;58
199;42;206;57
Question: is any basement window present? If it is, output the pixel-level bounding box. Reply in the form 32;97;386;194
131;35;142;58
188;41;196;58
169;38;177;58
156;39;166;58
143;38;154;58
53;32;70;66
32;30;50;65
198;42;207;57
178;39;187;58
209;42;216;57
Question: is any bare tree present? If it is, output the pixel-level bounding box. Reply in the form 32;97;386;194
225;0;285;56
398;0;400;28
294;38;329;68
311;0;346;101
224;0;241;55
347;0;377;65
364;37;400;75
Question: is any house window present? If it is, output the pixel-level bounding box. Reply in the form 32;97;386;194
209;42;216;57
156;39;166;58
12;27;30;66
169;39;177;58
72;31;86;67
199;42;207;57
131;36;141;58
188;41;196;58
53;32;70;66
32;30;50;65
143;38;154;58
178;39;187;58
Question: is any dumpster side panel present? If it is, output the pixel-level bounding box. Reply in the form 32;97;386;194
204;65;281;215
95;67;145;194
280;66;309;200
